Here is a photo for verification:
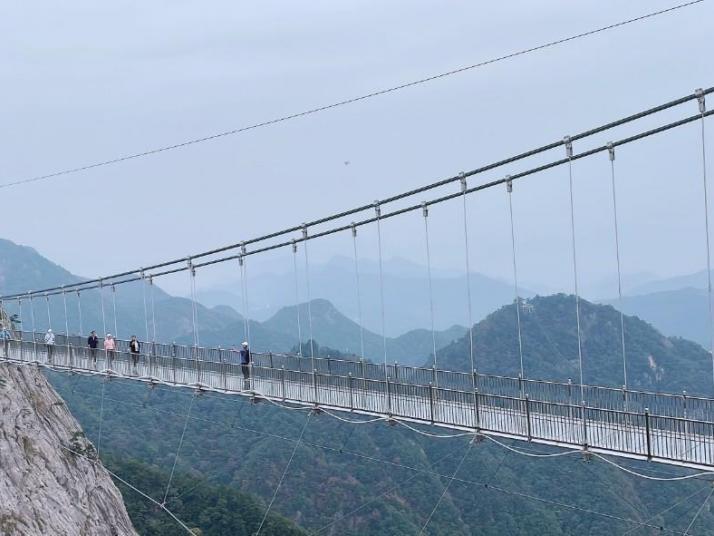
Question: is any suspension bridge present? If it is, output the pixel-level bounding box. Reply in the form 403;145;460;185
1;86;713;475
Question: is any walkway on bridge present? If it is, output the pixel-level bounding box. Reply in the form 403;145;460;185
4;333;714;472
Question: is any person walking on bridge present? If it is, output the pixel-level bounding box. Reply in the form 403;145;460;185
44;329;55;363
0;324;11;358
87;330;99;364
240;341;251;391
129;335;140;372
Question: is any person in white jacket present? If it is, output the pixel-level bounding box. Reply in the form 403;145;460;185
44;329;55;362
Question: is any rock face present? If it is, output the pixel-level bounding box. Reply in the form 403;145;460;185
0;362;137;535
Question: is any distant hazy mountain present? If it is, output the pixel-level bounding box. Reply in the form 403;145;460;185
440;294;712;394
602;288;711;348
0;238;462;364
196;255;529;336
626;269;712;296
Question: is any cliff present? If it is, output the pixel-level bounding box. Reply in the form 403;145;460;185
0;362;137;535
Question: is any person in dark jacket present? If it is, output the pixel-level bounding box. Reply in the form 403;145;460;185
129;335;140;369
87;330;99;363
239;341;251;390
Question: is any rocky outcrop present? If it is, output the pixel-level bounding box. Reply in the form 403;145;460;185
0;362;137;535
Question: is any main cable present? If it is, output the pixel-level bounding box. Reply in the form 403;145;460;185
0;1;703;192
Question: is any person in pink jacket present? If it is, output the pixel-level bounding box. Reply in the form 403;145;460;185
103;333;116;364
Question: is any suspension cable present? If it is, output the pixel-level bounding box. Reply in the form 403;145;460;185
45;294;52;331
506;178;525;383
351;223;366;360
76;290;84;337
62;288;69;337
302;226;316;366
565;136;586;403
254;410;312;536
162;391;197;506
422;202;439;374
683;487;714;535
375;203;389;381
291;240;302;355
418;438;474;535
238;254;248;344
187;259;200;349
29;294;36;352
141;270;150;344
111;285;119;340
97;376;107;456
460;174;476;377
99;281;107;337
608;143;628;393
6;108;714;304
149;276;158;349
695;90;714;390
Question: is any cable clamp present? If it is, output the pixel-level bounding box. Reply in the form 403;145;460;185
291;238;298;253
351;222;357;238
301;224;308;240
374;201;381;218
240;241;247;256
607;142;615;162
459;172;467;193
238;254;244;267
563;136;573;158
696;88;706;114
187;257;195;276
421;201;429;218
506;175;513;193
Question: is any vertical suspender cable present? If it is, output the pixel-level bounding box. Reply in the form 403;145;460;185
29;293;36;355
17;297;23;341
565;136;586;403
100;281;107;337
187;259;200;349
695;89;714;389
607;143;628;393
302;225;316;368
507;178;525;384
460;174;476;377
240;243;251;347
111;285;119;340
422;202;439;373
292;240;303;355
62;288;70;336
238;255;248;343
45;294;52;331
351;223;366;360
149;276;158;348
141;270;150;345
76;291;84;337
375;202;389;381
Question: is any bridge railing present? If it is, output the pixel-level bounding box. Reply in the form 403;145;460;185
8;330;714;423
6;337;714;468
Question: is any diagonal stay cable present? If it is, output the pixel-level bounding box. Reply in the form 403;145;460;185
683;486;714;534
418;438;474;535
162;391;197;505
255;410;313;536
0;1;704;192
621;486;709;535
65;381;694;535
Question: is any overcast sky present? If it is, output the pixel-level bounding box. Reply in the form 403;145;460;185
1;0;711;298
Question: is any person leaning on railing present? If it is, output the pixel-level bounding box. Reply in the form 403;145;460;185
104;334;116;365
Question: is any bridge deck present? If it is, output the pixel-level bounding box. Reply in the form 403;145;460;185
3;336;714;472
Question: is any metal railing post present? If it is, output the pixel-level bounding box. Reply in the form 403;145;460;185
568;378;573;421
348;372;354;411
429;382;435;424
281;365;286;401
386;376;392;415
269;351;274;369
172;343;177;384
219;348;227;390
313;368;318;405
524;394;532;440
473;387;481;431
394;361;399;381
360;358;365;379
518;373;524;398
581;400;588;449
644;407;652;460
327;357;332;375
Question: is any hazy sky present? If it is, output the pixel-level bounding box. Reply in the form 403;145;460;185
1;1;711;298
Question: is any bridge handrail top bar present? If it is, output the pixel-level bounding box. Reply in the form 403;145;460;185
2;88;712;301
19;332;714;406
